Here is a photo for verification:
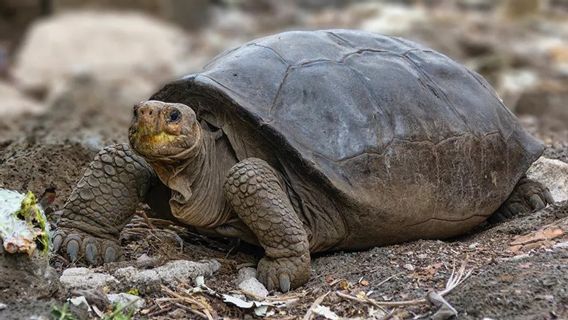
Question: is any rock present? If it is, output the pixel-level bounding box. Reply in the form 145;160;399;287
136;253;160;269
235;267;268;299
527;157;568;202
12;11;191;96
113;259;220;293
59;268;119;291
236;267;257;284
553;241;568;249
70;288;110;312
107;293;144;312
0;303;6;310
51;0;212;30
238;278;269;299
359;3;427;35
403;263;415;271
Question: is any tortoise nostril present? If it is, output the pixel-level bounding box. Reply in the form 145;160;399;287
149;110;153;115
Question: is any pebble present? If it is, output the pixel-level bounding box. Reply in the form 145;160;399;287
107;293;145;312
238;278;269;299
403;263;415;271
552;241;568;249
236;267;268;299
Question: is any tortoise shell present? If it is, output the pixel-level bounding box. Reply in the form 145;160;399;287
151;29;542;249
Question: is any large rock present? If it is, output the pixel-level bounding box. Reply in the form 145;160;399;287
527;157;568;203
51;0;212;30
12;11;191;97
113;259;220;293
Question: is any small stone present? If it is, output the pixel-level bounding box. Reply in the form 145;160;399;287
236;267;257;284
195;275;205;287
107;293;145;312
136;253;159;268
403;264;415;271
0;303;6;310
468;242;480;249
553;241;568;249
238;278;269;299
417;253;428;259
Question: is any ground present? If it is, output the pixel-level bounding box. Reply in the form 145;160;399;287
1;1;568;319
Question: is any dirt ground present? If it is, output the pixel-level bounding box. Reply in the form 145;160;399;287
1;1;568;319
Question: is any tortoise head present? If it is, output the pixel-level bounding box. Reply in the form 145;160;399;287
128;100;201;160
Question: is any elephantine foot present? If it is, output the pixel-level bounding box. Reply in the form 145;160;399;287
257;253;311;293
52;227;121;265
490;177;553;223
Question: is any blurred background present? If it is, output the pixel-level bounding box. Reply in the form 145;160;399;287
0;0;567;207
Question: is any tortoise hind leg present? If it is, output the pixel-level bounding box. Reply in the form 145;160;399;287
489;176;554;223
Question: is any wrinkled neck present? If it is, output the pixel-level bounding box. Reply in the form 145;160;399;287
150;132;234;228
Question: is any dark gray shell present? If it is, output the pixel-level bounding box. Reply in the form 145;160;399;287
152;30;542;242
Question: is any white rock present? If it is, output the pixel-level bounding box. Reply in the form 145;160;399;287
553;241;568;249
359;3;427;35
403;263;415;271
12;11;191;95
234;267;268;299
238;278;269;300
527;157;568;202
236;267;257;284
60;267;119;291
107;293;144;312
113;259;220;293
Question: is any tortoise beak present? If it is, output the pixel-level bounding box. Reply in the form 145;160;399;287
131;102;161;136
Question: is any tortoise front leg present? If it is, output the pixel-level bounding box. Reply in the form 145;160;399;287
223;158;310;292
53;143;157;265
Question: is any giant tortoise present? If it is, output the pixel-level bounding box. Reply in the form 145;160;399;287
53;30;552;291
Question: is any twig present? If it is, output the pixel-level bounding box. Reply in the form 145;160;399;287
173;302;209;319
303;291;329;320
161;285;215;320
376;271;405;288
336;262;473;307
135;210;155;229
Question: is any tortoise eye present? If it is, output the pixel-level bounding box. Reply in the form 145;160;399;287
168;109;181;122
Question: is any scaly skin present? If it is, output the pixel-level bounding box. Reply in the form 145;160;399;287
490;176;553;223
223;158;311;292
53;143;156;264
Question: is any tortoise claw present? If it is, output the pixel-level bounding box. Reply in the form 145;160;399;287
103;245;119;263
256;254;310;293
66;238;80;262
279;273;291;293
52;227;121;265
490;178;553;223
84;241;99;265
